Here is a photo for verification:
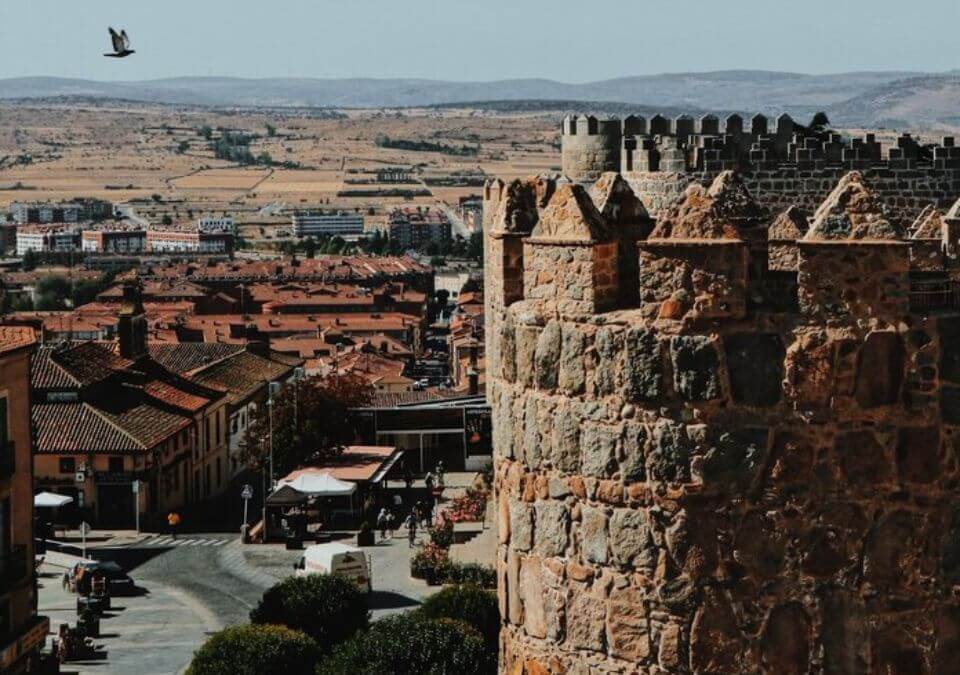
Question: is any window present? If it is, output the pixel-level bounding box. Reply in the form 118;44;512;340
108;457;124;473
59;457;76;474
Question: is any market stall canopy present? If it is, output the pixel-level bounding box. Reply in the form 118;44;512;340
265;485;309;505
34;492;74;508
277;471;357;496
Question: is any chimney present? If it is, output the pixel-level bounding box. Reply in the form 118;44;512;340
118;281;147;360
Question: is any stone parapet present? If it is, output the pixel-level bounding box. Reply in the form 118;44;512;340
488;168;960;673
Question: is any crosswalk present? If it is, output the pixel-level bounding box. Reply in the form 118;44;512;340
136;535;229;548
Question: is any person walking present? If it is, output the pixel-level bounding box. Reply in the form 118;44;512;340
404;511;418;547
424;472;435;491
377;508;388;543
393;492;403;512
436;460;445;488
386;511;396;540
167;511;181;540
403;465;414;490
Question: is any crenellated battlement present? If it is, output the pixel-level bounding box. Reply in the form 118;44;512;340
487;167;960;674
561;113;960;225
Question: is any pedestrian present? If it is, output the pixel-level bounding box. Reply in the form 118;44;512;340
393;492;403;511
167;511;181;540
424;471;435;491
404;511;418;547
386;511;396;540
436;460;445;487
404;465;413;490
377;508;388;543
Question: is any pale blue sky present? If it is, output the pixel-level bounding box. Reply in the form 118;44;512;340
0;0;957;82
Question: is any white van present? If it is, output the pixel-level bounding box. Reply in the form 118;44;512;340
294;543;372;593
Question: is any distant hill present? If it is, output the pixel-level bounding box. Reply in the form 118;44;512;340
2;71;959;127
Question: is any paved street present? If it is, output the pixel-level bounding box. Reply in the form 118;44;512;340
38;472;490;672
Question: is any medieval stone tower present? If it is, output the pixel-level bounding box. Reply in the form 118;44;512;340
485;115;960;674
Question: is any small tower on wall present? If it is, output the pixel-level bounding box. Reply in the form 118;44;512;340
523;181;618;317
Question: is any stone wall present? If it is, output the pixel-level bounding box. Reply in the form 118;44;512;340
486;171;960;674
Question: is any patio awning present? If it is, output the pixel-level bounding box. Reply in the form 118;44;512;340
34;492;74;508
265;484;309;505
277;471;357;497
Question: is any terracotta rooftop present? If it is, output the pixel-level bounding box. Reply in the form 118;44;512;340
33;402;144;454
0;326;36;356
190;350;300;403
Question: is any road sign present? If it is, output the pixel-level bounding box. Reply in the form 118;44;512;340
132;481;139;494
79;521;90;560
241;484;253;500
74;472;85;484
79;522;90;536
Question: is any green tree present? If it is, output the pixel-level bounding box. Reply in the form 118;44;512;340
186;624;319;675
250;575;368;654
177;140;190;154
416;585;499;654
34;275;72;310
241;374;374;477
467;231;483;262
318;614;493;675
302;238;317;259
162;214;173;226
21;249;38;271
266;123;277;137
198;125;213;140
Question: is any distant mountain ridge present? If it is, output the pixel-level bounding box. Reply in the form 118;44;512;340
1;71;957;126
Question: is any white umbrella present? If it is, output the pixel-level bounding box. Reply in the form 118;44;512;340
277;472;356;496
34;492;73;508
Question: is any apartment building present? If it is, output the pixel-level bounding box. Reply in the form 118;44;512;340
388;206;451;251
80;227;147;254
292;210;364;238
0;327;48;673
15;227;80;255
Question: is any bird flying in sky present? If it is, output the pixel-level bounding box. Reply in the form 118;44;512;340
104;28;135;58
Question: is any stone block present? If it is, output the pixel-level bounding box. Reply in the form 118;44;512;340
594;326;622;396
566;593;606;653
606;588;651;662
760;603;811;675
853;331;904;408
516;325;539;388
702;428;768;490
520;556;547;639
724;333;785;406
625;328;662;401
621;423;648;482
510;501;534;552
534;501;569;558
649;420;693;483
535;321;562;391
836;430;893;488
580;423;618;478
942;386;960;425
550;402;580;473
669;336;722;401
896;426;940;484
523;396;542;469
580;505;608;565
558;324;586;395
610;509;655;569
940;316;960;384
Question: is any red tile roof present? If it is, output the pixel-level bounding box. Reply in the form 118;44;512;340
144;380;210;412
33;402;144;454
0;326;36;356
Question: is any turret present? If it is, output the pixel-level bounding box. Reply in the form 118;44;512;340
560;115;622;183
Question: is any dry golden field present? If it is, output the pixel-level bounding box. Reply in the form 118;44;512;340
0;102;560;234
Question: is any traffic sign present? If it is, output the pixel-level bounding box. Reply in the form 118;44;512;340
241;484;253;500
132;481;139;494
79;522;90;536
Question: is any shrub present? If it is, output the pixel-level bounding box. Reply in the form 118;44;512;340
249;574;368;654
416;584;499;652
446;562;497;589
186;624;319;675
428;517;454;548
410;543;451;585
317;614;494;675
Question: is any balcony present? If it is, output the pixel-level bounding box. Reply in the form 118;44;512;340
0;441;14;480
0;546;28;594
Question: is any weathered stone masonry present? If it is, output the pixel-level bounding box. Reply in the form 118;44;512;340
486;144;960;673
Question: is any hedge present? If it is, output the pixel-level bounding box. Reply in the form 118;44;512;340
317;614;494;675
186;624;319;675
416;584;499;652
249;574;368;653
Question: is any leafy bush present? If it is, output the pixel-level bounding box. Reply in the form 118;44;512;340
410;543;451;585
416;584;499;652
428;517;454;548
445;562;497;589
186;624;319;675
249;574;368;654
317;614;494;675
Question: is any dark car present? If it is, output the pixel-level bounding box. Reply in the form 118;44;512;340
96;561;137;596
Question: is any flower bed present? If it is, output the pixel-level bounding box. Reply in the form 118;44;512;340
446;487;488;523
